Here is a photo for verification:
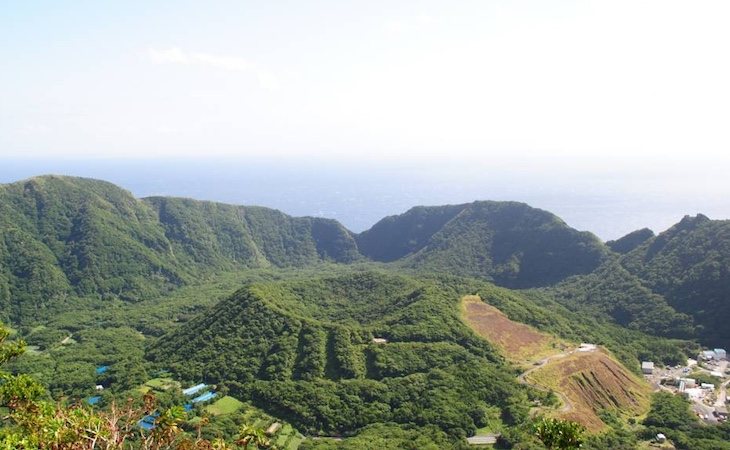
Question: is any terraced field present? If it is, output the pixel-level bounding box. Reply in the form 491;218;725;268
462;295;650;431
526;349;651;431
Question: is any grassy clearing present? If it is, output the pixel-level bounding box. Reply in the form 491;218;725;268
204;396;244;416
144;377;180;392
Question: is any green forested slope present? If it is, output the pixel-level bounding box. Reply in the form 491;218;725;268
0;176;360;323
358;201;609;287
544;260;696;339
148;270;693;438
606;227;655;254
148;272;536;436
620;214;730;347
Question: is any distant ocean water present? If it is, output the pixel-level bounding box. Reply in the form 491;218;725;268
1;158;728;241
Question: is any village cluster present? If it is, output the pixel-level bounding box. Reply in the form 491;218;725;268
642;348;729;424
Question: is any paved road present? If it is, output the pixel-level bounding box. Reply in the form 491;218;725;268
693;402;718;424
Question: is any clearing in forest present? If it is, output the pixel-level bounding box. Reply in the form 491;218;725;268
526;350;651;431
461;295;563;363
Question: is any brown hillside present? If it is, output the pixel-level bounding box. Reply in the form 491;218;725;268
527;350;651;431
461;295;561;362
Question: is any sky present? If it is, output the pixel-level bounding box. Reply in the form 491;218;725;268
1;1;729;237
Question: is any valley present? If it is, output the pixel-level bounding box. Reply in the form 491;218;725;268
1;175;729;449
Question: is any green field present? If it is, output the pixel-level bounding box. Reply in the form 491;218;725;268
204;395;244;416
143;377;180;392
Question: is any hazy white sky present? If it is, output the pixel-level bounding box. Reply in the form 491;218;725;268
2;0;729;165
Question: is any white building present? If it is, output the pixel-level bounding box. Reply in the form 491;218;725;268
641;361;654;374
714;348;727;360
701;350;716;360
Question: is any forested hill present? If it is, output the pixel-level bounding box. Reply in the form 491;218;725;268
3;175;730;348
357;201;610;288
0;175;359;321
620;214;730;348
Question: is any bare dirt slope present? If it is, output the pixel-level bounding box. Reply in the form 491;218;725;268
526;349;651;431
461;295;562;362
461;295;650;432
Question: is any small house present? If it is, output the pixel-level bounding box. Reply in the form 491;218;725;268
714;348;727;360
679;378;697;388
701;383;715;390
656;433;666;443
641;361;654;374
95;385;104;391
701;350;716;360
372;337;388;344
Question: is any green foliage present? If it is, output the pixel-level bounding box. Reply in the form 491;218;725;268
620;214;730;347
545;260;696;339
641;392;730;449
0;176;360;325
149;272;530;437
359;201;608;288
606;228;655;254
299;423;458;450
533;417;585;450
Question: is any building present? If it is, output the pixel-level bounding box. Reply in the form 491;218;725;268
701;350;716;360
656;433;667;443
641;361;654;374
679;377;697;388
701;383;715;390
714;348;727;360
182;383;207;396
372;337;388;344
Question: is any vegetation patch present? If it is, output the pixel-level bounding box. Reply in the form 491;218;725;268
205;395;245;416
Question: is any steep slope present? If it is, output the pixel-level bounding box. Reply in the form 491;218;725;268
545;261;696;339
359;201;609;288
620;214;730;347
606;228;655;254
0;176;360;322
148;272;529;436
0;176;182;313
144;196;360;268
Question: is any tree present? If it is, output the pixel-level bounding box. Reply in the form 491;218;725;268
534;417;585;450
236;424;275;449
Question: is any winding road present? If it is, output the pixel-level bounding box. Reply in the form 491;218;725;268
516;346;596;414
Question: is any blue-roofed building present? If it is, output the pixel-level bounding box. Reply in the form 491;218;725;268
191;391;216;404
87;396;101;406
182;383;207;396
138;415;156;431
96;366;109;375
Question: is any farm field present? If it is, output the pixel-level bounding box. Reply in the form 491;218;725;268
205;396;244;416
